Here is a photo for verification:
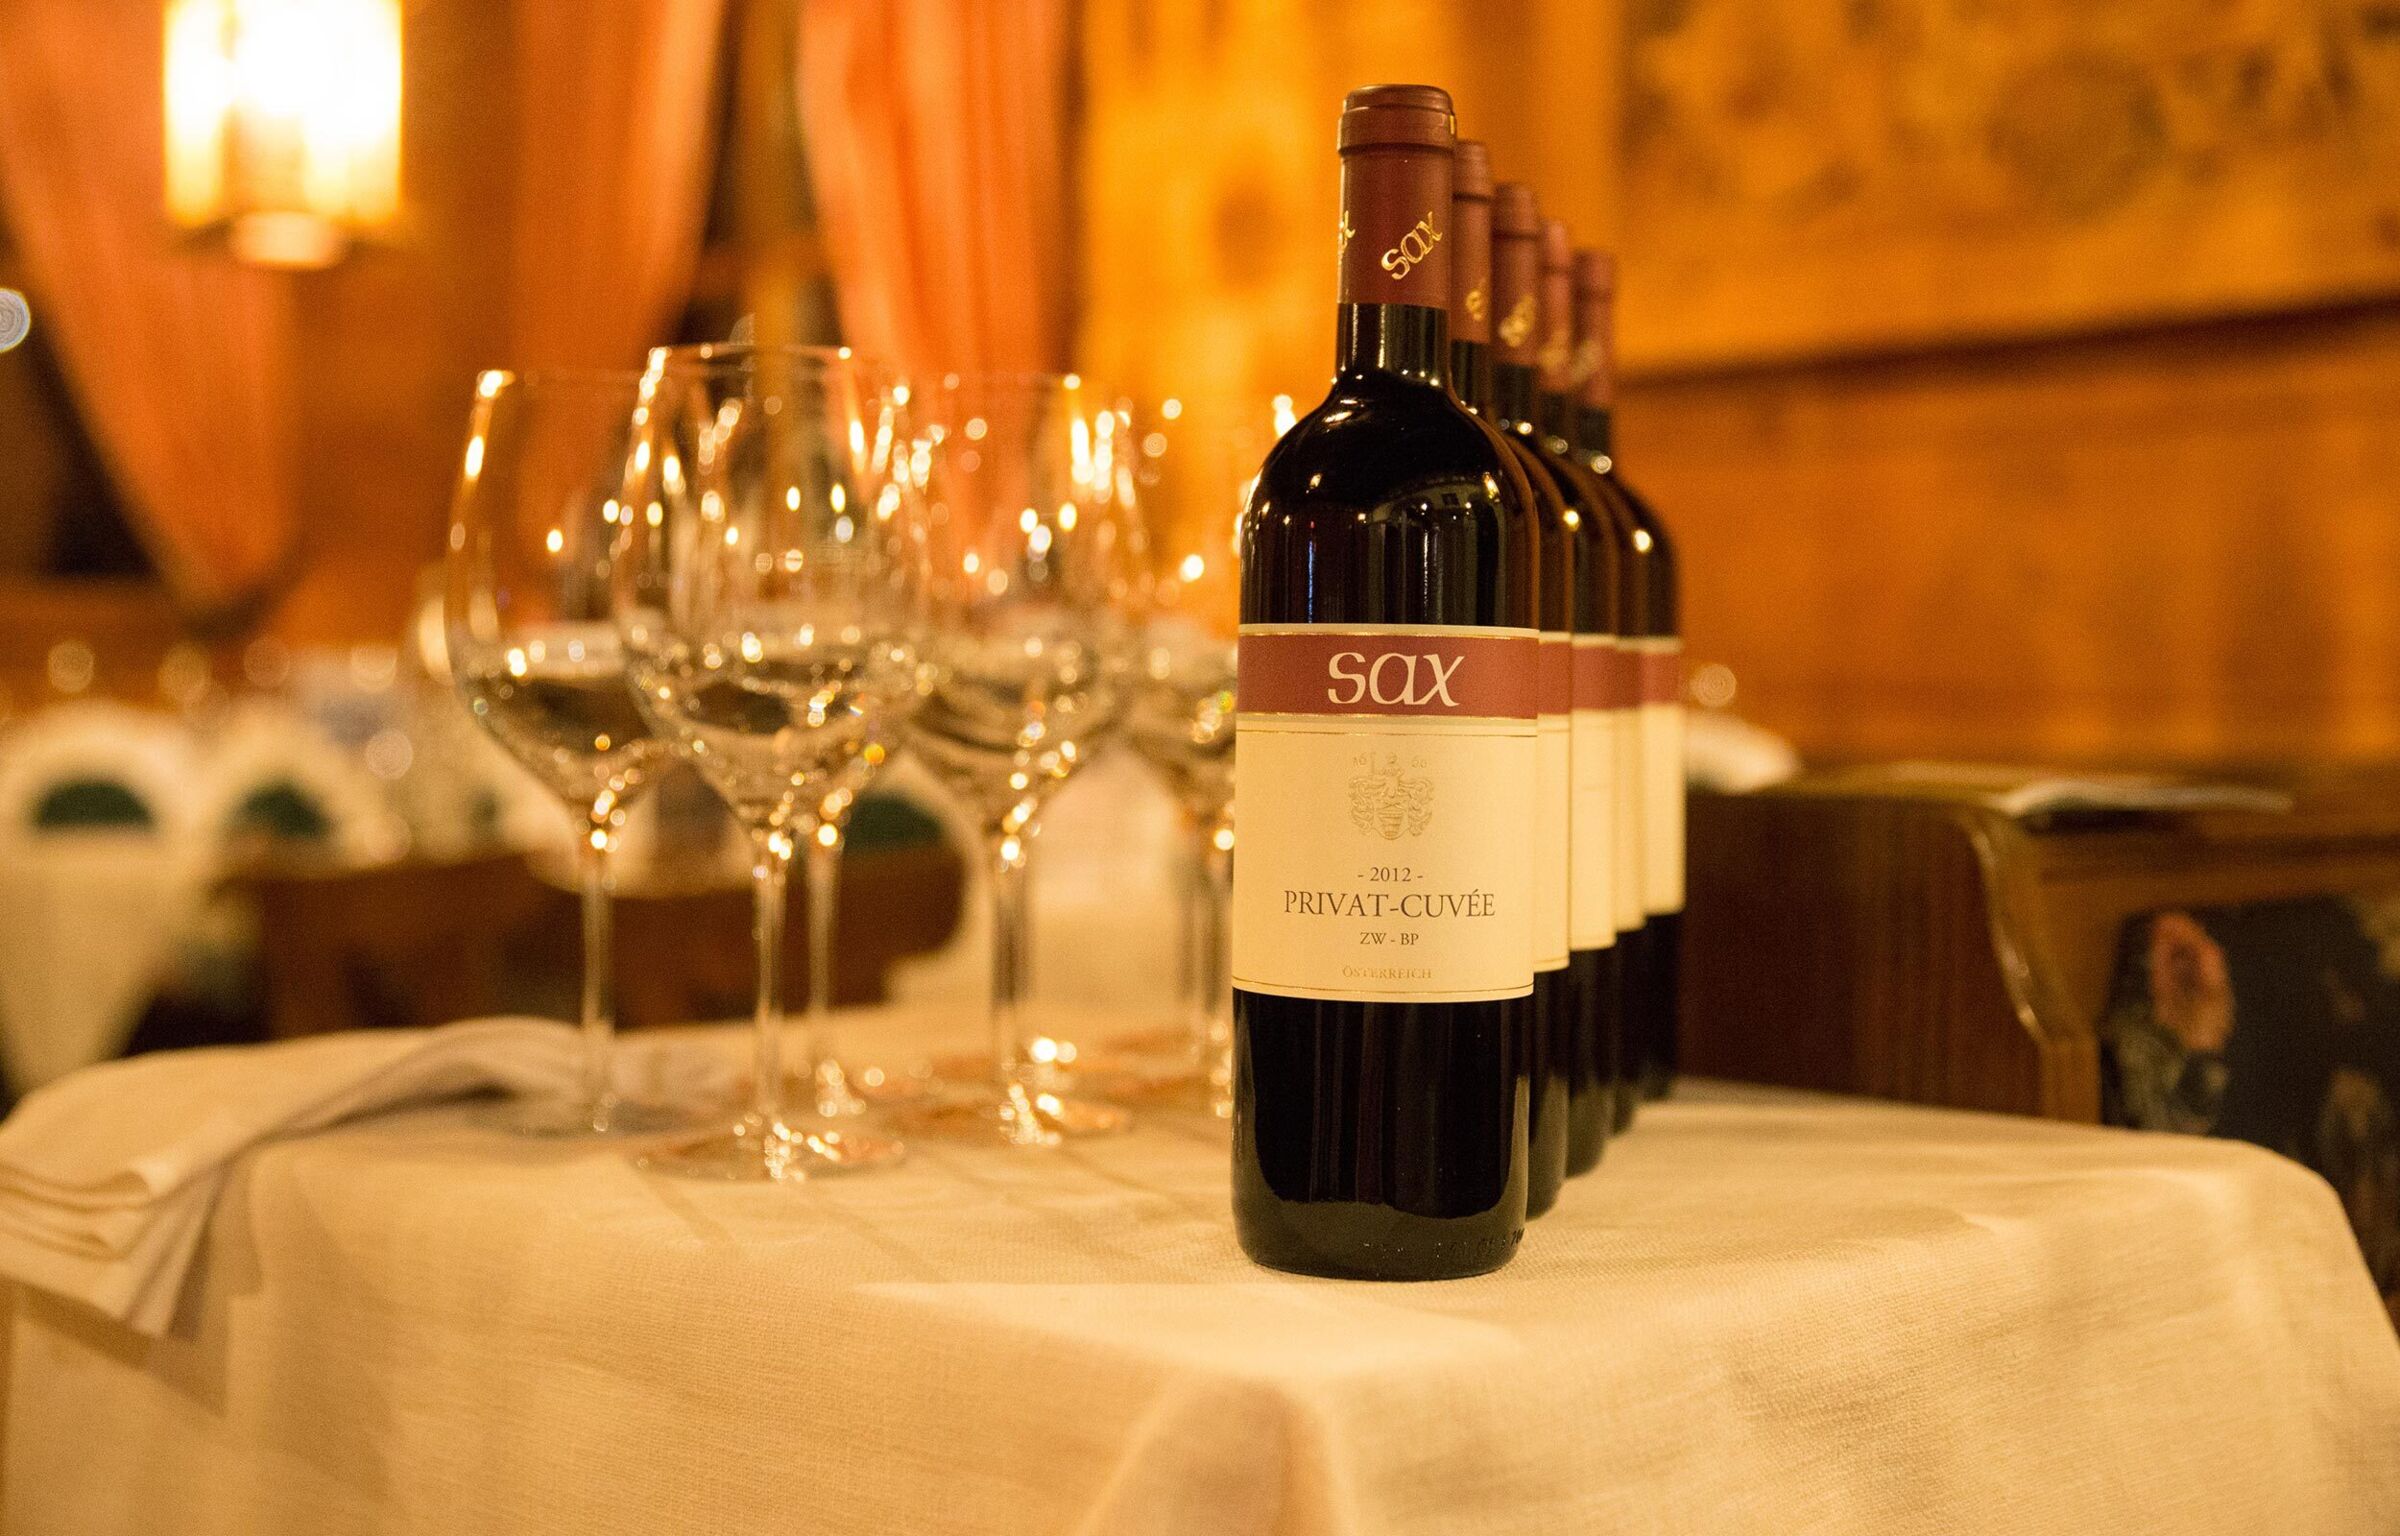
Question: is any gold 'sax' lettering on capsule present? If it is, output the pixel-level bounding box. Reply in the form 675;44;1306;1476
1498;294;1536;347
1381;212;1443;280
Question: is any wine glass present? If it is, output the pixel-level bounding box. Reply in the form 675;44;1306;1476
900;372;1143;1146
445;368;679;1135
614;343;928;1180
1107;394;1284;1113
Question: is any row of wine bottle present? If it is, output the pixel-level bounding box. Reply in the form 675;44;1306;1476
1229;84;1683;1280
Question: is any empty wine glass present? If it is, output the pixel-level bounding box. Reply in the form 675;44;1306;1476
900;373;1142;1146
615;343;929;1180
446;368;679;1135
1109;394;1287;1114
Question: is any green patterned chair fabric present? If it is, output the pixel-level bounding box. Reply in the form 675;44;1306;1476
30;779;155;831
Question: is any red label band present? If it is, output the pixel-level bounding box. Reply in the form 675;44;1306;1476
1240;628;1536;719
1638;648;1682;705
1571;641;1640;710
1537;635;1571;716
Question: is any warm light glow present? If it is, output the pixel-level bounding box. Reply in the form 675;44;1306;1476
165;0;403;269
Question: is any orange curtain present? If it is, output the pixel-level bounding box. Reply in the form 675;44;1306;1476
797;0;1072;378
0;0;300;616
508;0;731;370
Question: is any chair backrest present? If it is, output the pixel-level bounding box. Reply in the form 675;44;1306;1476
0;701;200;849
193;701;399;865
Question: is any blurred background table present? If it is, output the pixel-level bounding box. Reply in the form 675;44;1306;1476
4;1014;2395;1536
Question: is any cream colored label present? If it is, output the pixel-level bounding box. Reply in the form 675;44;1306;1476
1535;659;1571;971
1233;624;1537;1003
1642;701;1686;912
1613;705;1645;932
1569;638;1615;952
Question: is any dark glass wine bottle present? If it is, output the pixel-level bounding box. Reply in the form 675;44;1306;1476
1231;86;1537;1280
1531;221;1646;1145
1500;196;1630;1173
1570;248;1682;1102
1450;142;1570;1217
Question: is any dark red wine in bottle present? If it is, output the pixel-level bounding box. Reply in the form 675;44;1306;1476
1450;142;1570;1218
1495;187;1624;1176
1571;248;1682;1102
1232;86;1536;1280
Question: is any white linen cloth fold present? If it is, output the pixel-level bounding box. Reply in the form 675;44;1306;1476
0;1020;729;1335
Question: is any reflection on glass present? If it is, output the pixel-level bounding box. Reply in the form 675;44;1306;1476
900;373;1142;1147
446;369;675;1135
616;344;929;1180
1107;394;1280;1115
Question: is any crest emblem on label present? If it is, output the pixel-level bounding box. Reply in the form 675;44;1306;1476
1350;752;1434;840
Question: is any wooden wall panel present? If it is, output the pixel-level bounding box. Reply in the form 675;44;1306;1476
1077;0;1620;412
1621;301;2400;766
1078;0;2400;770
1619;0;2400;371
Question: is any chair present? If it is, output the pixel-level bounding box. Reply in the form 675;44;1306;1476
0;702;207;1089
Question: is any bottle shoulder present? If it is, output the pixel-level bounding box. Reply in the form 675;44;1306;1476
1249;379;1524;531
1495;434;1575;534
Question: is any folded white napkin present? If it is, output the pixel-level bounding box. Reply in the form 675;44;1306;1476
0;1020;730;1335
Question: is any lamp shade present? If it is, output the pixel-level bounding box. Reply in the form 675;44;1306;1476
164;0;401;268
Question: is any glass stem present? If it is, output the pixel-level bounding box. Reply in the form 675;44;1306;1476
750;827;795;1131
802;820;843;1112
577;813;618;1127
1175;818;1203;1032
1198;808;1235;1108
988;823;1033;1092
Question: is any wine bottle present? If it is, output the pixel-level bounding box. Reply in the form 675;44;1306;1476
1533;222;1646;1141
1571;248;1683;1102
1450;142;1571;1217
1231;85;1537;1280
1505;196;1629;1172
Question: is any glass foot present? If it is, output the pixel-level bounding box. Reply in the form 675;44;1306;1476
491;1094;695;1138
636;1111;906;1180
1060;1028;1232;1119
808;1056;873;1119
898;1079;1132;1148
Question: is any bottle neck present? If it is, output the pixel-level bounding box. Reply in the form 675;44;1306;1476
1449;338;1492;411
1338;304;1450;385
1577;405;1614;461
1491;360;1541;434
1537;388;1577;449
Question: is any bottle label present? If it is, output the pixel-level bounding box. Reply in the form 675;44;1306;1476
1535;633;1572;970
1234;624;1537;1003
1568;635;1621;951
1613;670;1646;935
1636;637;1686;913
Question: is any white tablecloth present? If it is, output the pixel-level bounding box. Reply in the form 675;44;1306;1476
5;1022;2398;1535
